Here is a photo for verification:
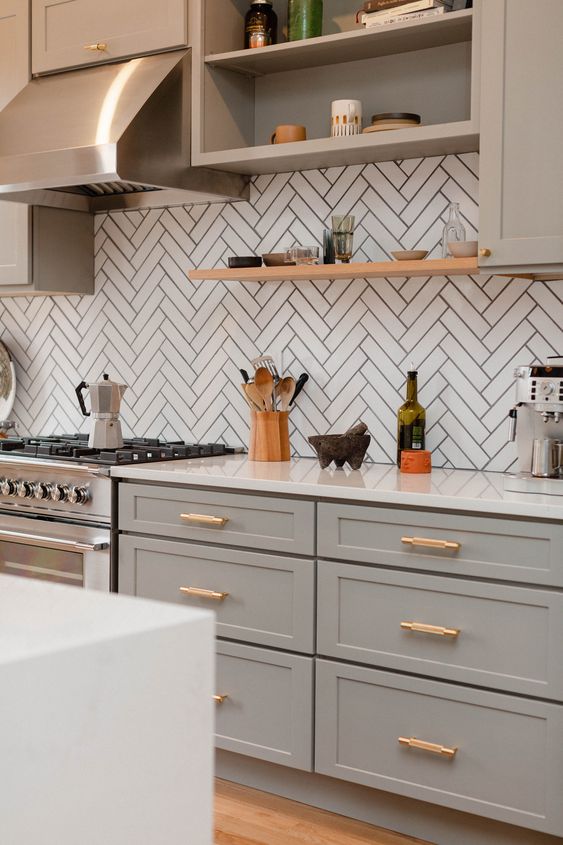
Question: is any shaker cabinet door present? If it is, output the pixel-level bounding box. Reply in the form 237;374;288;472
32;0;188;75
0;0;31;289
479;0;563;275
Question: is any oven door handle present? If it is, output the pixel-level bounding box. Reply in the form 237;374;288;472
0;528;109;552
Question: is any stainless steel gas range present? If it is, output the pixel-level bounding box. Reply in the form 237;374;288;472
0;435;236;591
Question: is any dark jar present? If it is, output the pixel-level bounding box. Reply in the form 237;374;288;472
288;0;323;41
245;0;278;49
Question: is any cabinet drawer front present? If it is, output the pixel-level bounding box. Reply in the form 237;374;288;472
215;642;313;771
119;483;314;555
119;535;315;653
32;0;188;74
315;661;563;835
317;562;563;698
318;503;563;586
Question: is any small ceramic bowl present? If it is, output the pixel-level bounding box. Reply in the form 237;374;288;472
262;253;295;267
228;256;262;269
448;241;478;258
391;250;428;261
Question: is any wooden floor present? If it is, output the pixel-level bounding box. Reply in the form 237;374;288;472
215;780;434;845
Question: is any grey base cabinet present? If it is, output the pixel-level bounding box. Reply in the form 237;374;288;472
315;660;563;836
117;479;563;839
215;641;314;771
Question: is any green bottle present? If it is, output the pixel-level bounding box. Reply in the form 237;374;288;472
397;369;426;467
288;0;323;41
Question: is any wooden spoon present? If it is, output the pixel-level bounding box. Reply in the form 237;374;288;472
254;367;274;411
276;376;296;412
245;381;267;411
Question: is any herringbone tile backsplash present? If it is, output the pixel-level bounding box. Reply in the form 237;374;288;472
1;153;562;471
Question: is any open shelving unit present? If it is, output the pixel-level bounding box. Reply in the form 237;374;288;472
191;2;480;175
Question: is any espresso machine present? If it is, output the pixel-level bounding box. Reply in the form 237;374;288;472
75;374;127;449
505;359;563;493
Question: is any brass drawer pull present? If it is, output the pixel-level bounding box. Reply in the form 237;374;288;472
402;536;461;552
398;736;457;759
401;621;460;638
84;42;107;51
213;694;229;704
179;586;229;601
180;512;229;527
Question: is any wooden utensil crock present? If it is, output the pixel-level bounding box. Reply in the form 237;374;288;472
249;411;290;461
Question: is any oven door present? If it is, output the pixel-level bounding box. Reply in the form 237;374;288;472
0;512;110;590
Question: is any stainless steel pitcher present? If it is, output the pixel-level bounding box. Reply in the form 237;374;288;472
531;438;562;477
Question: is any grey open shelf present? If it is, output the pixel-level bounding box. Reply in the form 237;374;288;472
204;9;473;77
192;2;480;175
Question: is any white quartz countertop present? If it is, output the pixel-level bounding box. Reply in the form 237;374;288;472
112;455;563;521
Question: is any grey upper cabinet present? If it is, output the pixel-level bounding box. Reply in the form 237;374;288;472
0;0;31;289
32;0;189;75
0;0;94;296
479;0;563;275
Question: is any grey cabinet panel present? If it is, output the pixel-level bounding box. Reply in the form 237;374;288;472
119;535;315;653
479;0;563;273
317;502;563;586
317;561;563;699
32;0;188;75
215;641;313;771
119;483;315;555
315;661;563;836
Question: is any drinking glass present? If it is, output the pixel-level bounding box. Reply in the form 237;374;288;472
284;245;320;265
332;215;355;263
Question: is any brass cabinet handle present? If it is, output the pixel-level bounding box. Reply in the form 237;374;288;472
398;736;458;759
180;512;229;527
401;536;461;552
84;42;107;51
213;694;229;704
479;248;492;257
401;621;460;638
179;586;229;601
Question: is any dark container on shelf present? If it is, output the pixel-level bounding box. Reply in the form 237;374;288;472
245;0;278;49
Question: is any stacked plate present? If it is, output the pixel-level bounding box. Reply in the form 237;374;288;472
363;112;421;133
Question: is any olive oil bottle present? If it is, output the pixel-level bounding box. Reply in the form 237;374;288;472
397;369;426;466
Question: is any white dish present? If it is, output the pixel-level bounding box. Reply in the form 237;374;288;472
448;240;478;258
391;250;428;261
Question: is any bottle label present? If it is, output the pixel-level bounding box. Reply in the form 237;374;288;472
399;422;425;451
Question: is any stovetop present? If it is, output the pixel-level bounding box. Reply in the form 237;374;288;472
0;435;238;466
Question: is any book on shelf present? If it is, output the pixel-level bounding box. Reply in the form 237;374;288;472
362;0;448;11
362;0;452;20
361;6;448;26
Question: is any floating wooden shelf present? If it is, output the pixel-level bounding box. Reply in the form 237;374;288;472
189;258;480;283
204;10;473;77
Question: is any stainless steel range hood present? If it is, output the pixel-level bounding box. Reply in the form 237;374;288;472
0;50;248;213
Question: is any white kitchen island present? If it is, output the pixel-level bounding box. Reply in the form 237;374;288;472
0;575;214;845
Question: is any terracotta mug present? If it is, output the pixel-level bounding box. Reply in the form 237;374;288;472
270;124;306;144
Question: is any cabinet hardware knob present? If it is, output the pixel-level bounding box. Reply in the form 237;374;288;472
180;512;229;527
398;737;457;758
213;694;229;704
401;536;461;552
179;586;229;601
84;42;107;51
401;621;460;638
479;248;492;257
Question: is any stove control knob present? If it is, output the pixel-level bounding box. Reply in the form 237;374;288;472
17;480;34;499
1;478;17;497
34;482;53;500
50;483;70;503
68;485;90;505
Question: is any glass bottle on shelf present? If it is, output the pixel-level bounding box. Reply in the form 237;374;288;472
245;0;278;49
441;202;466;258
288;0;323;41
